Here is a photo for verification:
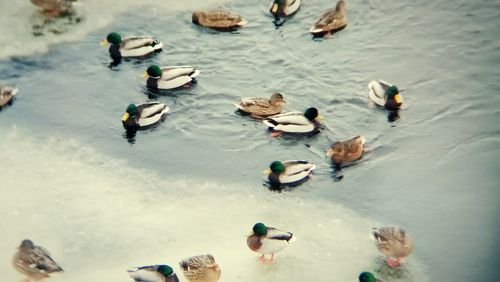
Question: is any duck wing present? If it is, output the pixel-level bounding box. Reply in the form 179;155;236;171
278;160;315;183
264;112;315;133
20;246;63;273
137;102;166;118
368;80;388;106
198;10;245;28
267;227;294;241
180;255;220;281
121;37;156;49
0;86;18;107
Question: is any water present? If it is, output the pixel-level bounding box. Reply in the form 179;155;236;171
0;0;499;281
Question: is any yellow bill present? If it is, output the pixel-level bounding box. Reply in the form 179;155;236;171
316;114;323;121
271;3;278;13
263;168;272;174
394;94;402;104
122;112;129;121
141;71;148;79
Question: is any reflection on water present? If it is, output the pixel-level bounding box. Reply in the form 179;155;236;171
372;256;416;282
31;10;84;37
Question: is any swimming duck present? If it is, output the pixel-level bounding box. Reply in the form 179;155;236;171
127;265;179;282
145;65;200;90
368;80;402;110
192;10;247;31
359;272;382;282
31;0;73;16
265;160;315;188
247;222;295;262
269;0;301;18
12;239;63;281
179;254;221;282
0;86;19;108
122;102;169;130
310;0;347;36
373;226;414;267
326;136;366;166
100;32;163;62
234;93;286;119
263;107;321;137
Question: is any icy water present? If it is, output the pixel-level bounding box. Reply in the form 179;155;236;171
1;0;499;281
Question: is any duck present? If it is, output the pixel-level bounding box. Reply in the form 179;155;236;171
122;102;169;130
368;80;403;110
12;239;63;281
263;107;321;137
127;265;179;282
192;10;247;31
179;254;221;282
31;0;73;16
326;136;366;166
265;160;315;188
269;0;301;18
144;65;200;90
234;93;286;119
100;32;163;62
0;86;19;108
247;222;295;262
373;226;414;267
359;272;382;282
310;0;347;36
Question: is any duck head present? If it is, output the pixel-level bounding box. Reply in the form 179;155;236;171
303;107;319;121
101;32;121;46
252;222;268;236
146;65;162;79
271;0;285;15
359;272;378;282
270;93;287;105
269;161;285;175
385;85;402;108
157;265;174;278
122;104;137;121
19;239;35;250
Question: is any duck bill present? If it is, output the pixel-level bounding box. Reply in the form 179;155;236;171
316;114;323;121
100;38;109;46
271;3;278;13
262;168;272;174
122;112;130;121
141;71;148;79
394;94;402;104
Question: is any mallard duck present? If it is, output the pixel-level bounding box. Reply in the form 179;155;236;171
127;265;179;282
310;0;347;36
192;10;247;31
247;222;295;262
265;160;315;187
373;226;414;267
122;102;169;130
31;0;73;16
263;107;321;137
100;32;163;61
234;93;286;119
270;0;301;18
368;80;402;110
144;65;200;90
359;272;382;282
179;254;221;282
12;239;63;281
326;136;366;166
0;86;19;108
